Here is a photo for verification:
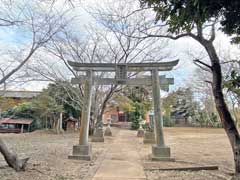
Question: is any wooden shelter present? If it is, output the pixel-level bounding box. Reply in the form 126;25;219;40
0;118;33;133
64;117;78;132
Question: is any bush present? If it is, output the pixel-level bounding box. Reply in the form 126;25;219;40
1;102;42;131
127;112;140;130
163;115;174;127
131;117;140;130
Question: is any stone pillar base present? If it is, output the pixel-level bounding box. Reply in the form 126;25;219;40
137;129;144;137
91;128;104;142
68;144;92;161
104;126;112;136
151;145;175;161
143;131;156;144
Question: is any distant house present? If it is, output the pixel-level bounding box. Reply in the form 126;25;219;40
0;90;41;99
0;90;41;111
103;105;150;124
171;110;189;126
64;117;78;132
103;107;120;123
0;118;33;133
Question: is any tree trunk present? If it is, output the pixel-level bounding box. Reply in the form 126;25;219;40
45;116;48;129
56;117;59;134
96;97;109;127
99;106;105;122
95;85;118;126
0;138;29;171
203;41;240;175
52;116;60;134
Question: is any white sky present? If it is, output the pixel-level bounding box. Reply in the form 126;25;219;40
0;0;239;92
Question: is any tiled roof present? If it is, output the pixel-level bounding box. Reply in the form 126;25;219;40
0;90;41;98
0;118;33;125
65;117;78;122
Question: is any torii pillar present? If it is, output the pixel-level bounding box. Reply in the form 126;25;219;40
151;69;174;161
69;70;93;160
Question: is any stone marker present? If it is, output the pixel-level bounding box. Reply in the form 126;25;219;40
151;69;174;161
137;127;144;137
68;70;93;161
92;122;104;142
137;116;144;137
104;120;112;136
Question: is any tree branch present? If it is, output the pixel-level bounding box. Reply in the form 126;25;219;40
209;23;216;42
193;59;212;72
0;46;38;85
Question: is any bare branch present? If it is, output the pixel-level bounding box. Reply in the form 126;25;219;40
193;59;212;72
209;23;216;42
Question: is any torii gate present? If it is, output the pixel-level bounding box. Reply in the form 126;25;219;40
68;60;178;161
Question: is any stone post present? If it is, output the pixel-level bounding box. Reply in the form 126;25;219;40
69;70;93;161
59;112;63;130
21;124;24;133
137;116;144;137
104;119;112;136
151;69;174;161
92;120;104;142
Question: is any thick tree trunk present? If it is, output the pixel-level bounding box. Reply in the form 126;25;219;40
0;138;29;171
56;117;60;134
203;41;240;175
97;110;105;124
98;106;105;122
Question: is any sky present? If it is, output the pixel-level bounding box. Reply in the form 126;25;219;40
0;0;239;92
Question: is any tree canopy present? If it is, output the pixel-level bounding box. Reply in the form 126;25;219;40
139;0;240;174
140;0;240;43
224;70;240;101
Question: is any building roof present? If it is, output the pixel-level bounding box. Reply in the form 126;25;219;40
0;118;33;125
0;90;41;99
65;117;78;122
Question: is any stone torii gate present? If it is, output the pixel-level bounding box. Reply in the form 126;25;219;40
68;60;178;161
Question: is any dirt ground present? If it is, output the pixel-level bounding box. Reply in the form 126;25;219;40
0;127;234;180
0;130;108;180
142;127;233;180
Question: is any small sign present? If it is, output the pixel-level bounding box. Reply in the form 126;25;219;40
116;64;127;84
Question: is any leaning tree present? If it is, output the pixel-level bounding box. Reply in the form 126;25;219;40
137;0;240;177
0;0;72;171
91;0;240;177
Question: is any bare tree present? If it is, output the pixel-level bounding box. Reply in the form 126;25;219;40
189;67;220;126
0;0;73;171
33;8;171;129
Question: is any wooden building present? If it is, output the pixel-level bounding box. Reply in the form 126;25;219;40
0;118;33;133
64;117;78;132
103;106;150;123
0;90;41;112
